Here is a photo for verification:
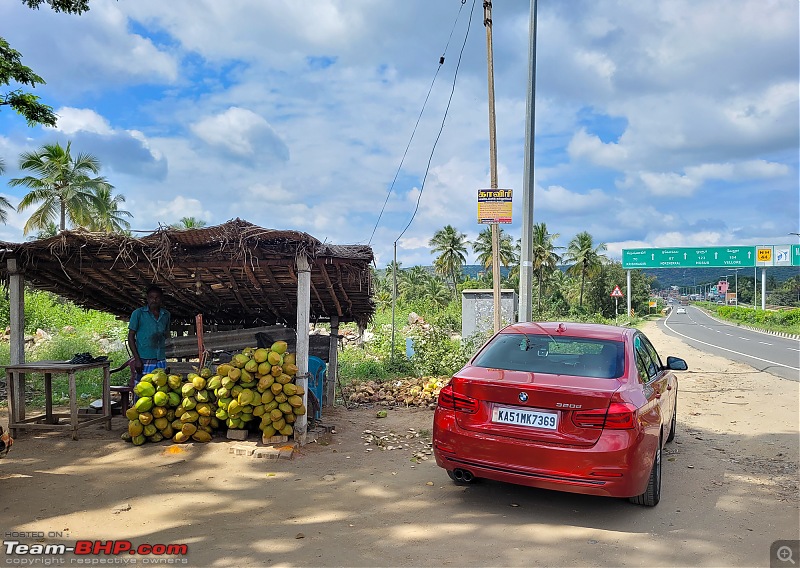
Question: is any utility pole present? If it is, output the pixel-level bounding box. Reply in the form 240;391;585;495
518;0;538;322
484;1;501;332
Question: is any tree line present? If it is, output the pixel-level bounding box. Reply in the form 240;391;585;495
376;224;656;320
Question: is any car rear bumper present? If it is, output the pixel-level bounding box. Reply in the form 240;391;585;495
433;409;655;498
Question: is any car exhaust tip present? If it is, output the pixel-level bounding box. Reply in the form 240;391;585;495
452;469;475;483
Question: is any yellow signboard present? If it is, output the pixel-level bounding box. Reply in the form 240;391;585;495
477;189;512;224
757;248;772;262
649;301;657;307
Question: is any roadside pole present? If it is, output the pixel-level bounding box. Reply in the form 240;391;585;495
484;1;501;333
518;0;538;323
626;270;631;318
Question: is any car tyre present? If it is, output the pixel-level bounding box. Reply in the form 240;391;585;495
629;443;661;507
666;398;677;443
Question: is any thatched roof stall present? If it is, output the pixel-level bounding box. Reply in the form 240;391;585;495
0;218;375;328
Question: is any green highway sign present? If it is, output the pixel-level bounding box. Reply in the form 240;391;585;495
621;246;756;269
793;245;800;267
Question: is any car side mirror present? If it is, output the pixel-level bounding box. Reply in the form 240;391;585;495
666;356;688;371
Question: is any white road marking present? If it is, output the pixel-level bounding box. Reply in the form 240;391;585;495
759;341;772;346
663;320;800;372
739;337;750;341
788;347;800;352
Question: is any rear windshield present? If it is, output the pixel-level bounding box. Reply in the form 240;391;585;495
472;333;624;379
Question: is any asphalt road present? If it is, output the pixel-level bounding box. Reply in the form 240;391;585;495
659;304;800;381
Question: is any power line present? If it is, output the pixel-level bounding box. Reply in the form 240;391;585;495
367;0;472;245
395;0;477;244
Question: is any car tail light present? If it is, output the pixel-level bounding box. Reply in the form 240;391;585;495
437;384;479;414
572;403;638;429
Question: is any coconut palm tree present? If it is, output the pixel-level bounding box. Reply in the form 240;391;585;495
564;231;608;308
429;225;468;291
10;141;112;235
170;217;207;230
473;226;516;272
0;157;12;224
423;276;452;309
531;223;562;314
398;265;429;301
81;186;132;233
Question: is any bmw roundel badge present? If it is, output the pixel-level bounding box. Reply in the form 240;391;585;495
518;392;528;402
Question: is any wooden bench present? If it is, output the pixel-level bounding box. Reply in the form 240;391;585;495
164;325;333;375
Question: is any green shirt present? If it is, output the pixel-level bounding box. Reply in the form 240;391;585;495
129;306;171;360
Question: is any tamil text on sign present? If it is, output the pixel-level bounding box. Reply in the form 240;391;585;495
477;189;512;224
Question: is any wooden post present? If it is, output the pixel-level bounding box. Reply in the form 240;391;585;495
326;315;339;408
7;258;25;421
294;254;311;444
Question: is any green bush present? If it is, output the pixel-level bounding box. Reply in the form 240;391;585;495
0;289;126;338
409;325;471;377
710;305;800;333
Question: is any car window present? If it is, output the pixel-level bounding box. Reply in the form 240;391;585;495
472;333;624;379
633;335;658;382
640;335;663;371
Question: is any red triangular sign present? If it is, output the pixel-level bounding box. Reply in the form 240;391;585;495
610;285;624;298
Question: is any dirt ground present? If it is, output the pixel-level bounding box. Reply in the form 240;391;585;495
0;321;798;567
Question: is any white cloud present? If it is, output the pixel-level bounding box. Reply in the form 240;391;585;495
537;185;611;214
567;129;627;168
55;108;113;136
190;107;289;162
146;196;211;227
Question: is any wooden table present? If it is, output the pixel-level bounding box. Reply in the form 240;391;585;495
5;360;111;440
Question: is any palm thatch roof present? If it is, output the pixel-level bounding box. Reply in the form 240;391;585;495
0;219;375;328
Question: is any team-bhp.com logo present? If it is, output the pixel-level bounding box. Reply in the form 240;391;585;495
4;539;189;564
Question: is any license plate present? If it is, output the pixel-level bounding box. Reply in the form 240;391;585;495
492;406;558;430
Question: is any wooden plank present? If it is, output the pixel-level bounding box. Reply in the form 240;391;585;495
320;266;343;317
44;372;54;424
260;264;295;312
335;265;354;315
309;280;328;316
69;371;79;440
8;259;25;425
166;325;292;358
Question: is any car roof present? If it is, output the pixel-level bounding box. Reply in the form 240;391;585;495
500;321;632;342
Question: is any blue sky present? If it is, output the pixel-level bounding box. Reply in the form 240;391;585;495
0;0;797;269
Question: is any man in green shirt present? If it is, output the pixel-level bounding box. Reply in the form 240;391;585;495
128;285;171;381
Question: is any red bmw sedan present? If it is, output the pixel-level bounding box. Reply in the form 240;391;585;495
433;322;687;506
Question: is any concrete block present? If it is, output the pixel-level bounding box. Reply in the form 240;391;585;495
262;434;289;444
226;429;249;441
253;447;280;460
229;444;254;456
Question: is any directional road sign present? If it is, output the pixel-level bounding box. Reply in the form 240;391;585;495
793;245;800;267
621;246;756;269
